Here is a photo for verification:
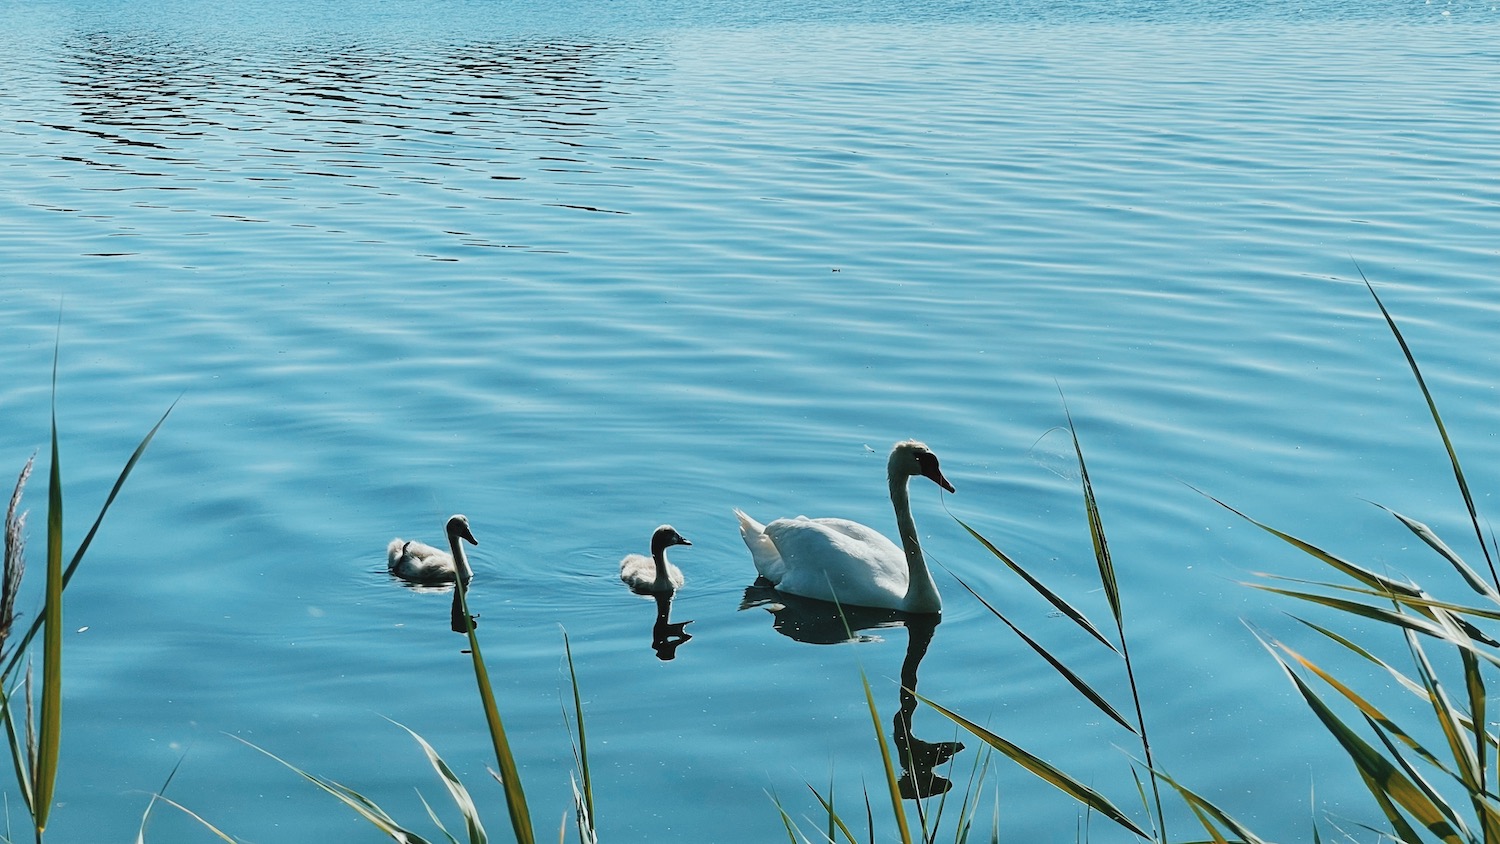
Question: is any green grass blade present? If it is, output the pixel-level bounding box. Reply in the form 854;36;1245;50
414;790;462;844
1405;629;1485;801
1262;575;1500;627
766;787;807;843
1;679;35;816
805;783;860;844
134;757;240;844
1060;400;1121;628
1375;505;1499;601
1;400;175;684
916;693;1152;840
948;520;1117;653
389;720;487;844
1291;616;1432;703
34;345;66;834
859;671;912;844
140;793;240;843
561;631;593;834
1060;397;1166;839
1151;767;1272;844
1264;646;1466;843
1194;486;1424;599
1252;586;1500;668
1362;270;1498;592
1460;646;1490;815
948;572;1136;735
1273;637;1450;774
232;734;433;843
452;569;535;844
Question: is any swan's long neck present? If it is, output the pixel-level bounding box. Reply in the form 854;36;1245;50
652;547;670;581
890;469;940;612
448;530;473;580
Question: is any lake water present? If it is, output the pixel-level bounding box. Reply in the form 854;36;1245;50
3;0;1499;840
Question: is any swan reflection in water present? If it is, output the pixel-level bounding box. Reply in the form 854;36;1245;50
740;587;964;798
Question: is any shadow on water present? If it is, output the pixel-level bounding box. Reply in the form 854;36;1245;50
740;585;964;799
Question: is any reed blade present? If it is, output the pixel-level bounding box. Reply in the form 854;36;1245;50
452;570;534;844
1362;269;1498;593
1194;487;1423;600
949;519;1116;653
1264;647;1466;843
1273;637;1449;774
34;343;66;833
232;734;435;843
805;782;860;844
562;631;593;835
915;693;1151;839
948;572;1136;734
1251;586;1500;669
1375;503;1500;601
859;670;913;844
1152;767;1271;844
389;719;487;844
1;400;174;684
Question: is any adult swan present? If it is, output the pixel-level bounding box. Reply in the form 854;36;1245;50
734;440;955;614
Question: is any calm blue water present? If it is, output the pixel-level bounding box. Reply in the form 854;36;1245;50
4;0;1500;840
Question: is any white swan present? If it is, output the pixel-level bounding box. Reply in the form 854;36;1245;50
620;525;691;594
387;514;476;584
734;440;954;613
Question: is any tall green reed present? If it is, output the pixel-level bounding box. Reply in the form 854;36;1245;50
929;404;1162;841
1;339;172;843
1206;277;1500;842
252;625;598;844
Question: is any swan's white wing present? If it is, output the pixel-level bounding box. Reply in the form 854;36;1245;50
764;516;909;609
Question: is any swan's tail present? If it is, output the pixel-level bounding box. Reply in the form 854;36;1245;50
734;508;786;584
386;539;408;569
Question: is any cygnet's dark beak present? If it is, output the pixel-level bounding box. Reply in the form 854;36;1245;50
676;535;693;547
459;524;478;545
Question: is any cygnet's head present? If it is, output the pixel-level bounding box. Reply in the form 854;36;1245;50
651;525;692;554
447;514;478;546
890;440;956;493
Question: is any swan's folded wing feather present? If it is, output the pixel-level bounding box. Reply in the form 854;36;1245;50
765;516;908;604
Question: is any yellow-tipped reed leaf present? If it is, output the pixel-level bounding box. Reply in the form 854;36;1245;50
915;693;1151;840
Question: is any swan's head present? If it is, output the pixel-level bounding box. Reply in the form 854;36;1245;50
890;441;956;493
446;514;478;546
650;525;692;554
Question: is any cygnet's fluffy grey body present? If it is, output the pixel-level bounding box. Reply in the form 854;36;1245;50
620;525;691;594
388;514;476;584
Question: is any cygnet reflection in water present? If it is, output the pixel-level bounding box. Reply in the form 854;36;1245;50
650;592;693;661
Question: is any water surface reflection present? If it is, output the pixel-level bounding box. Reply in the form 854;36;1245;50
741;589;964;799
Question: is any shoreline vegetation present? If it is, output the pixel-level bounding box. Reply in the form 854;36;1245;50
5;278;1496;843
